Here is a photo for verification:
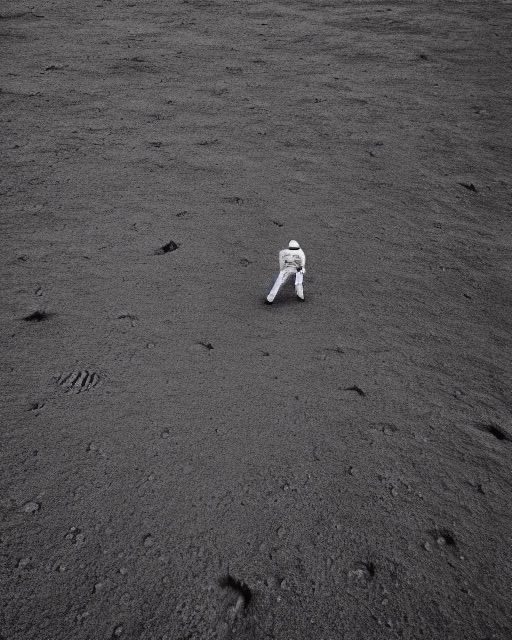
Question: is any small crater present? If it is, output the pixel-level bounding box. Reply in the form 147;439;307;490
240;258;252;266
475;422;510;441
155;240;179;254
218;575;252;610
272;220;283;227
24;310;50;322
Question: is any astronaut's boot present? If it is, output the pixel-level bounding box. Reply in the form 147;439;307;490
295;283;304;300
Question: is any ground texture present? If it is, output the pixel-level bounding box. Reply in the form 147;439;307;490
1;0;512;638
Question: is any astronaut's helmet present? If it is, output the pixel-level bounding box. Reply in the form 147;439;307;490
288;240;300;250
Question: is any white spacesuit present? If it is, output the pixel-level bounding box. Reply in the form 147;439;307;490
266;240;306;303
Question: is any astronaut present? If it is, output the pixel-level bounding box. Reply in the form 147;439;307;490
266;240;306;304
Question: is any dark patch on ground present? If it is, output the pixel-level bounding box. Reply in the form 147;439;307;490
23;310;50;322
475;422;510;442
155;240;179;254
344;385;366;397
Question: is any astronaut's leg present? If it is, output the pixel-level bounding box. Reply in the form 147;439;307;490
267;270;289;303
295;270;304;300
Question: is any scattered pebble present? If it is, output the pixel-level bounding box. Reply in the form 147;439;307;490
143;534;153;547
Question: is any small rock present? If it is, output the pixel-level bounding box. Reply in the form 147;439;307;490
23;501;40;514
264;576;277;589
143;534;153;547
423;542;432;551
93;581;104;593
280;578;288;589
87;442;97;452
74;532;85;546
119;567;128;575
76;611;90;623
161;430;170;439
17;557;31;569
382;425;397;435
277;526;286;538
56;564;66;572
112;625;124;637
349;568;366;581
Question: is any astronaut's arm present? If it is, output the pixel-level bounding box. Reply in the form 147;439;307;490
278;251;285;271
299;251;306;273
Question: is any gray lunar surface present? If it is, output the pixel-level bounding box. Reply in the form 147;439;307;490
1;0;511;639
